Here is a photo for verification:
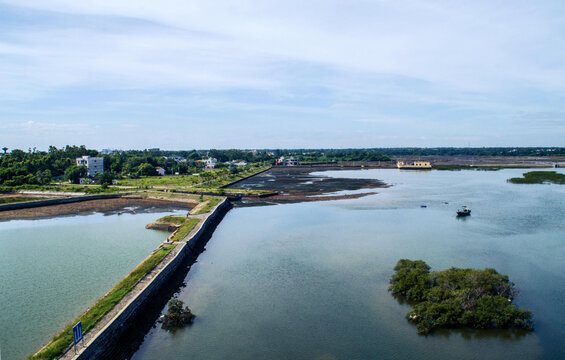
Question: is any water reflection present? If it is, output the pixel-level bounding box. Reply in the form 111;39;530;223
133;169;564;360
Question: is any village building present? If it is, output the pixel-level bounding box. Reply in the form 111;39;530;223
276;156;300;166
204;158;218;169
76;156;104;176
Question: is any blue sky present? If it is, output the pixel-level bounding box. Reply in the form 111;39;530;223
1;0;564;150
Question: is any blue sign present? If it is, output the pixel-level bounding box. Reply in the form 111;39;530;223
73;321;83;345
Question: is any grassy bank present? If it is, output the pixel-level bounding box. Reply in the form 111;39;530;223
154;215;186;225
0;196;53;205
0;184;121;194
508;171;565;184
170;218;201;242
30;245;175;360
193;197;220;215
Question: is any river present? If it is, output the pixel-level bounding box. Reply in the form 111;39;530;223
0;209;185;360
132;168;565;360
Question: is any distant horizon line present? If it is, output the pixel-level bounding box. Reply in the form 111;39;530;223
3;145;565;153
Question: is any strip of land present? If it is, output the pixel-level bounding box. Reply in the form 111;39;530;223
0;196;195;221
30;197;225;360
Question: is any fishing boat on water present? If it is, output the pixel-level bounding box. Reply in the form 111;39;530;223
456;206;471;217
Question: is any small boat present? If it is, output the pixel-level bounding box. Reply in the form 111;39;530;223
420;205;427;208
456;206;471;217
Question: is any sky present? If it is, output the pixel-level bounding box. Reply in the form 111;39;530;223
1;0;565;150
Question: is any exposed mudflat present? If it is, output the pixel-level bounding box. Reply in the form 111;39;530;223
0;197;193;221
231;167;387;206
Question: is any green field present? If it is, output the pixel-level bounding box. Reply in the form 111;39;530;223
114;165;270;190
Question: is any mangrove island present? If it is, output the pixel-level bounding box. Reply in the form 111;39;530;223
389;259;534;334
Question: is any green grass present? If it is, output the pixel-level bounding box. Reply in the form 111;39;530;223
170;218;200;241
30;245;175;360
0;184;121;194
115;174;205;188
508;171;565;184
195;166;270;189
111;165;272;196
0;196;48;205
194;197;221;214
154;215;186;225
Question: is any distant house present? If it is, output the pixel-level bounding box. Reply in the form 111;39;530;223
227;160;248;167
76;156;104;176
164;155;187;163
155;166;166;176
204;158;218;169
100;149;122;155
277;156;299;166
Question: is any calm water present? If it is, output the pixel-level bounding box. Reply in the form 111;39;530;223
0;210;184;360
133;169;565;360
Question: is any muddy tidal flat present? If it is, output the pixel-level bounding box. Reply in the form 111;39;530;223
0;197;193;221
232;167;388;205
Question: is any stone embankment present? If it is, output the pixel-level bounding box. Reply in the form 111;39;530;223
219;166;272;188
57;198;231;360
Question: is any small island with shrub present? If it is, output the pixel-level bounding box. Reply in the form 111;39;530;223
389;259;534;334
162;299;195;330
508;171;565;184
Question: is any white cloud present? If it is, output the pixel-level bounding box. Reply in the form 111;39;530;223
2;0;564;95
1;0;564;147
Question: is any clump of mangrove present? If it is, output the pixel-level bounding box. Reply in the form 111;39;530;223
389;259;534;334
162;299;195;329
508;171;565;184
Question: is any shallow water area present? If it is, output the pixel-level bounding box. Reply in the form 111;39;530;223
132;168;565;360
0;208;186;360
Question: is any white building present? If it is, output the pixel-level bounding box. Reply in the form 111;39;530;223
76;156;104;176
276;156;300;166
204;157;218;169
155;166;166;176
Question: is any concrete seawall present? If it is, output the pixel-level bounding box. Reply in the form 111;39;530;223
67;198;231;360
0;194;121;212
219;166;272;188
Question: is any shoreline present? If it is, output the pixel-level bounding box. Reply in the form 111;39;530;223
30;198;230;360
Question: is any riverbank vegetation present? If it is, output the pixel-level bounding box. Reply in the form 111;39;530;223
0;196;50;205
508;171;565;184
389;259;533;335
154;215;186;225
192;197;220;215
30;244;176;360
169;218;200;242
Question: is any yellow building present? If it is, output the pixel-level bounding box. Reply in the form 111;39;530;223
396;161;432;170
